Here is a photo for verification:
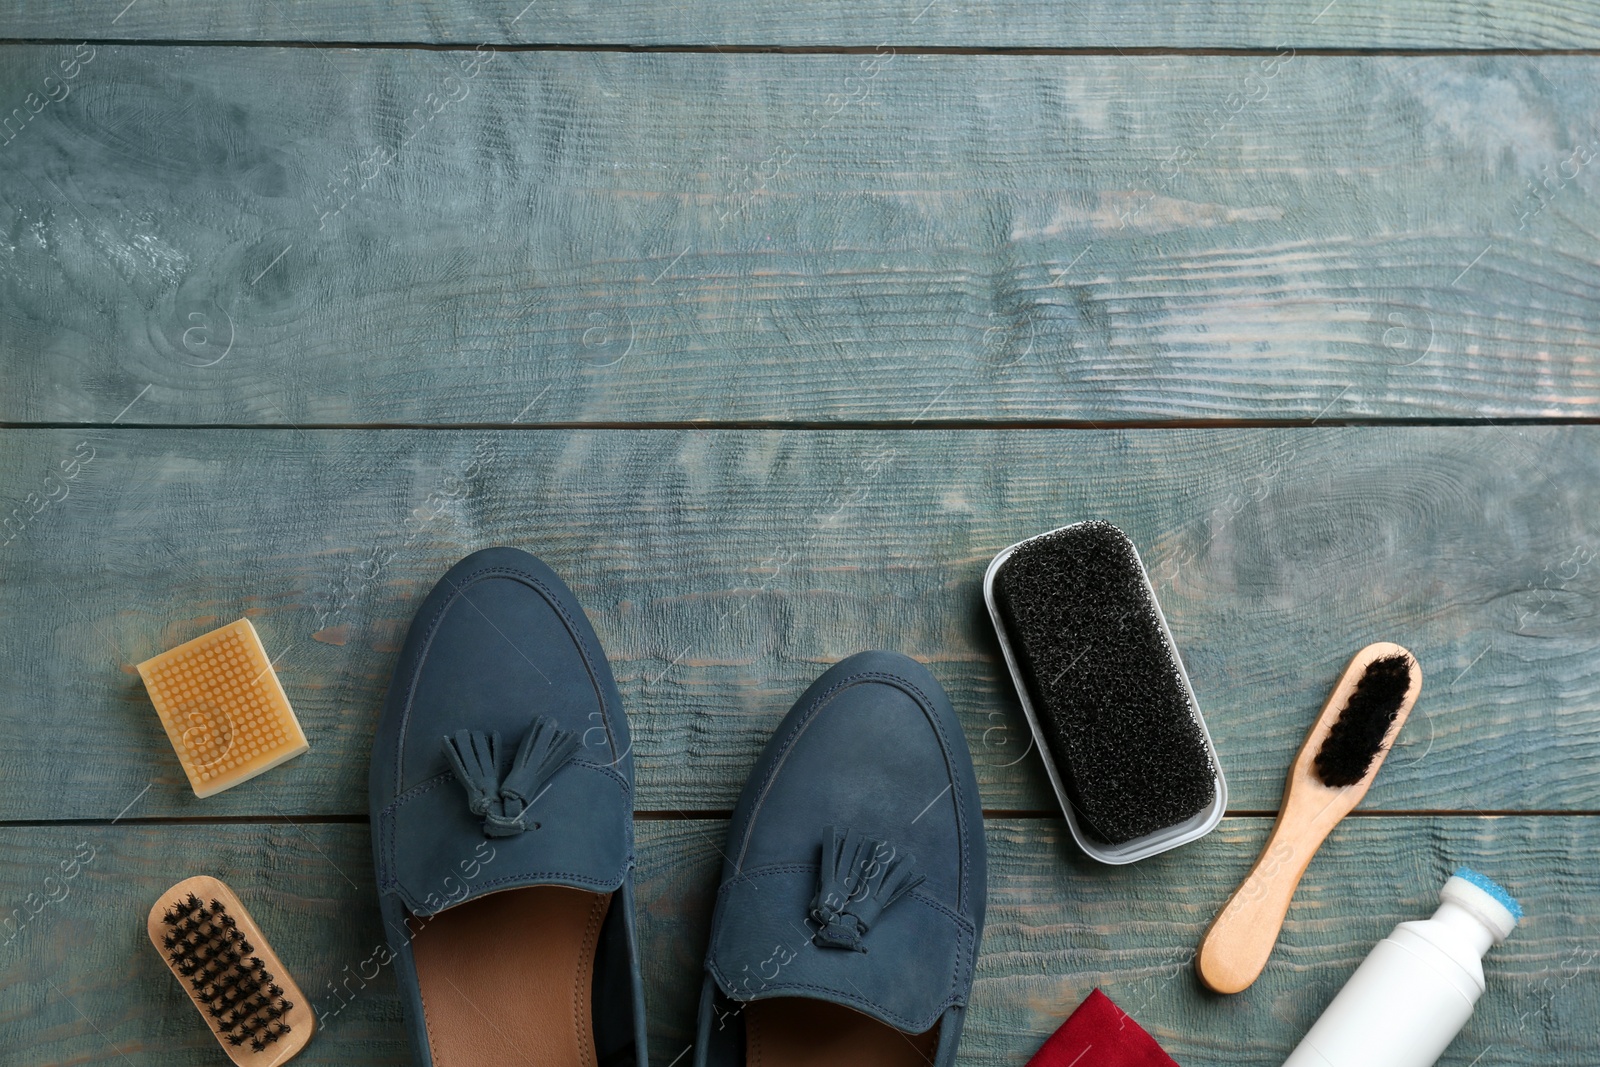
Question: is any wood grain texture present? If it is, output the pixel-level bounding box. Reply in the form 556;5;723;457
1;0;1599;48
5;47;1600;424
1;817;1594;1065
1;427;1595;819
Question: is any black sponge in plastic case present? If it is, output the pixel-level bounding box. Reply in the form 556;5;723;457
983;520;1227;864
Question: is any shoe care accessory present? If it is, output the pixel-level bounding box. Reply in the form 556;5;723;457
148;875;314;1064
1026;988;1180;1067
1283;868;1520;1067
984;520;1226;863
1197;642;1421;993
138;618;309;798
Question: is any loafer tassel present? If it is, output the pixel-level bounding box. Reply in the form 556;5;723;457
443;716;582;837
810;825;925;951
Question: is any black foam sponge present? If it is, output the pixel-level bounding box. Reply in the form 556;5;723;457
993;521;1215;844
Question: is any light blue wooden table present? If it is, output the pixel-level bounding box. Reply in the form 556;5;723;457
1;2;1597;1063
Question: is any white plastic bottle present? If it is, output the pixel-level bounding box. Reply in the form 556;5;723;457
1282;867;1521;1067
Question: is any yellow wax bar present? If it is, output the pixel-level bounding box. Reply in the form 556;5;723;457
137;618;309;798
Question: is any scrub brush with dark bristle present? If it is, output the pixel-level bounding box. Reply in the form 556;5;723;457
1196;642;1422;994
147;876;314;1064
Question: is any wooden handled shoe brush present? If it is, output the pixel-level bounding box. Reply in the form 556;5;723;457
1196;642;1422;995
148;876;314;1064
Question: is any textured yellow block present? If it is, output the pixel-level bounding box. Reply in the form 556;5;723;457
138;619;309;798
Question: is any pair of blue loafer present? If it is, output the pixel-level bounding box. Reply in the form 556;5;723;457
370;548;986;1067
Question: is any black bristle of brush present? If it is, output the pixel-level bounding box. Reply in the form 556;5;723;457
1313;653;1414;787
994;521;1215;845
161;896;292;1052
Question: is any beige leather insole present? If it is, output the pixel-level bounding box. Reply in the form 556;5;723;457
411;885;611;1067
747;998;938;1067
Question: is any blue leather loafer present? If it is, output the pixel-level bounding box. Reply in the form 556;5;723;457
692;651;987;1067
369;547;648;1067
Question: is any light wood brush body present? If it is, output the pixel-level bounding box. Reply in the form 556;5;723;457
1196;642;1422;995
148;875;314;1064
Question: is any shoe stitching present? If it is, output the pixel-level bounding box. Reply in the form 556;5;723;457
377;559;636;906
416;946;440;1067
396;562;618;772
712;865;972;929
747;999;763;1067
712;868;971;932
707;869;972;1031
732;670;904;869
575;894;607;1067
732;666;975;918
706;958;939;1034
722;660;981;1027
378;805;630;908
386;560;628;795
376;764;631;895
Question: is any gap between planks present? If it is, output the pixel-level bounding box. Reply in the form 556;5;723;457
4;38;1600;56
3;810;1596;829
6;418;1600;432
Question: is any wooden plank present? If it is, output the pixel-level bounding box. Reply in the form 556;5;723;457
4;47;1600;424
1;817;1593;1064
1;427;1596;819
2;0;1599;49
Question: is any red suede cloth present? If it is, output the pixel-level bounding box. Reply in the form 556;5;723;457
1025;989;1181;1067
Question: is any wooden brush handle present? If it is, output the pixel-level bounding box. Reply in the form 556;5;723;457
1196;642;1421;995
1195;799;1334;995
